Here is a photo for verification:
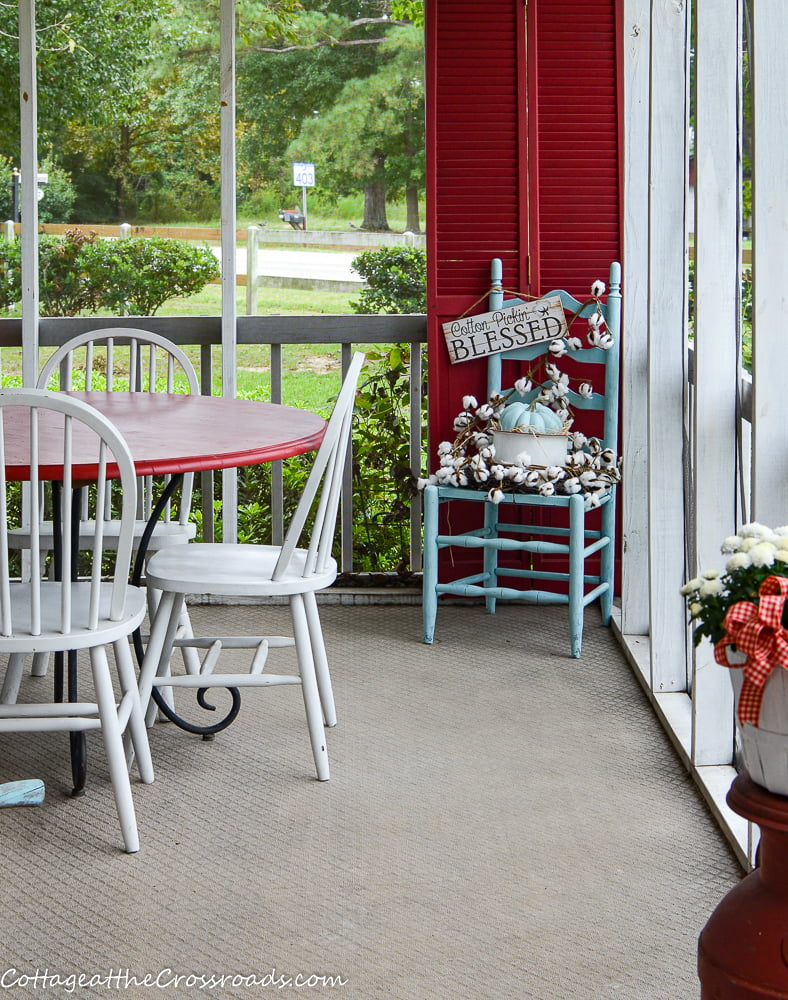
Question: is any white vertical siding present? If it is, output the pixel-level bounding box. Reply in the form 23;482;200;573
646;0;690;692
750;1;788;525
621;0;651;638
690;0;741;766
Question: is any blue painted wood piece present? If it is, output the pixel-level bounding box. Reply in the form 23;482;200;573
0;779;45;808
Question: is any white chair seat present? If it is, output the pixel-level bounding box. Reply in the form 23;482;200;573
146;543;337;597
0;583;146;654
8;518;197;552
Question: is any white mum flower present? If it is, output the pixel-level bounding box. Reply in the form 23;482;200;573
774;525;788;537
741;522;771;538
487;487;505;504
775;549;788;564
726;552;751;572
680;577;702;595
591;279;606;297
462;395;478;410
699;577;724;597
749;542;777;568
720;535;742;553
702;569;719;580
690;602;703;616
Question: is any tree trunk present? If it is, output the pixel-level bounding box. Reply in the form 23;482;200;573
362;152;390;231
405;185;421;233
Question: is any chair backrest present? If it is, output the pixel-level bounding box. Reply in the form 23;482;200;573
273;352;365;582
0;388;138;637
37;328;199;525
486;260;622;454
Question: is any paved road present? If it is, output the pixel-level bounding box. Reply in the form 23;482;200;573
213;247;363;283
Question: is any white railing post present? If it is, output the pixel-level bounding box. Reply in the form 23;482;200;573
4;221;14;241
119;223;131;239
245;225;259;316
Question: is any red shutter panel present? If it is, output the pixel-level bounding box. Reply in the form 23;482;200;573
427;0;527;452
531;2;621;295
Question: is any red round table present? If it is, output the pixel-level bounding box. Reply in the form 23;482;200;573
2;391;327;480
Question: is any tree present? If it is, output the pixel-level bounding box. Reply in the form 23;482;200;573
283;25;424;231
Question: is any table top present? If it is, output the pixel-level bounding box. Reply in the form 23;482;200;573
2;391;327;481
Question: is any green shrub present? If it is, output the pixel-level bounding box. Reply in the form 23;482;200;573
0;231;220;316
351;246;426;314
39;229;103;316
92;237;220;315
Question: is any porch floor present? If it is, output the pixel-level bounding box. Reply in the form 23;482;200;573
0;601;741;999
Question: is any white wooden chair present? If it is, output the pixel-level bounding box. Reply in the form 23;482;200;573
6;328;200;679
138;353;365;782
0;388;153;852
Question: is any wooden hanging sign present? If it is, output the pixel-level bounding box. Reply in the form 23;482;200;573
442;295;568;364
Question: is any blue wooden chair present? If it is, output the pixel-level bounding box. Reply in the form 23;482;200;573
422;260;621;657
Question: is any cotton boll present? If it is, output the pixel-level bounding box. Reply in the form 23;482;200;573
462;395;478;410
591;280;606;297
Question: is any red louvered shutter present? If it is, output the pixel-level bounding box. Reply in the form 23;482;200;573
427;0;620;452
425;0;621;584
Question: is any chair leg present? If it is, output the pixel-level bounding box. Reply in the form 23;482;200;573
303;591;336;727
114;637;154;784
1;654;27;704
290;594;330;780
90;646;140;853
568;494;585;659
138;590;182;728
31;652;50;677
599;494;615;625
422;485;439;644
483;500;498;615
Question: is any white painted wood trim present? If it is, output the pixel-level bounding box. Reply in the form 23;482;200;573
220;0;238;541
18;0;39;387
621;0;651;637
690;0;741;766
646;0;690;693
750;0;788;525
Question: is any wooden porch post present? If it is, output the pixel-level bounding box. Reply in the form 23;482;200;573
18;0;39;386
220;0;238;541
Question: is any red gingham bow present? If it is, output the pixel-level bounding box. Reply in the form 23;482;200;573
713;575;788;726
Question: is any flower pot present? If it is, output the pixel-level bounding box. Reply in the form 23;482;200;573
492;429;568;467
727;646;788;797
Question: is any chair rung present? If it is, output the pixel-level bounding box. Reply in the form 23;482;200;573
496;568;601;585
152;673;301;688
437;534;568;554
173;635;296;649
436;582;568;604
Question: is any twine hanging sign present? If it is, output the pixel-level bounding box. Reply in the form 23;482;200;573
443;296;567;364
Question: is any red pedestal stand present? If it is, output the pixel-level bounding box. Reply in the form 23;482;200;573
698;772;788;998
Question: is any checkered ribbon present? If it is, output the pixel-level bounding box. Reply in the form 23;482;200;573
713;575;788;726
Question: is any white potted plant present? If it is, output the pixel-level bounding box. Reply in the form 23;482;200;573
682;523;788;795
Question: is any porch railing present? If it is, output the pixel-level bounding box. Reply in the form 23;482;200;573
0;313;428;581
